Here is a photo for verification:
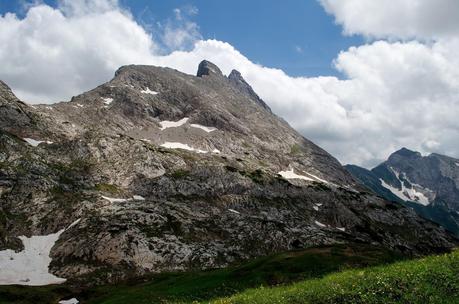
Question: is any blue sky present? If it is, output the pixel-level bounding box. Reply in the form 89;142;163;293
0;0;362;77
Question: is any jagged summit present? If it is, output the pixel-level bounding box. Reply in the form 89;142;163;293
197;60;223;77
228;69;271;112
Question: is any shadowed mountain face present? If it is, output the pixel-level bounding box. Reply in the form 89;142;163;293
346;148;459;236
0;62;456;285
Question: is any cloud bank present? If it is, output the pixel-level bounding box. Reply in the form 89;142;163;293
0;0;458;167
319;0;459;40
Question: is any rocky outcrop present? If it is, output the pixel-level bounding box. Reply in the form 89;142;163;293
0;62;456;285
228;70;271;112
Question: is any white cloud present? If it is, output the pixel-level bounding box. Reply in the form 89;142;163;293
58;0;119;16
319;0;459;40
0;0;458;167
0;0;156;103
161;6;202;51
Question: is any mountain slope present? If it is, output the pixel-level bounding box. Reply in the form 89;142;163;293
346;148;459;236
0;62;456;286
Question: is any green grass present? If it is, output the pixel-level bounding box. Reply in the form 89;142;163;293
210;249;459;304
170;169;191;179
84;244;401;304
0;245;456;304
0;244;402;304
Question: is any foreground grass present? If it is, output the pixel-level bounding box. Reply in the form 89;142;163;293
0;244;402;304
210;249;459;304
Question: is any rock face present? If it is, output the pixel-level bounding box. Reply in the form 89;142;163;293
346;148;459;236
0;62;456;285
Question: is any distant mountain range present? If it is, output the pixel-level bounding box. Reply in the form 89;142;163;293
346;148;459;236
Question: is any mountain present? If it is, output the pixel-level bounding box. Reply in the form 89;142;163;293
346;148;459;236
0;61;456;286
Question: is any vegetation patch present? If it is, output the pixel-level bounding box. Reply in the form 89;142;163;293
95;183;121;194
170;169;190;179
290;144;302;155
210;249;459;304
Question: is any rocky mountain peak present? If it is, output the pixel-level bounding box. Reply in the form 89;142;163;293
228;69;272;112
0;80;21;104
197;60;224;77
389;147;422;160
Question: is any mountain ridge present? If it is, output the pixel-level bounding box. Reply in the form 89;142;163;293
0;61;456;286
346;147;459;236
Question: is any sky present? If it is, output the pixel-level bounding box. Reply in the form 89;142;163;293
0;0;458;168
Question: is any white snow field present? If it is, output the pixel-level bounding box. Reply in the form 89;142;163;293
159;118;189;130
140;87;159;95
59;298;79;304
278;169;314;181
160;142;211;154
0;219;80;286
189;124;217;133
101;97;113;105
23;138;53;147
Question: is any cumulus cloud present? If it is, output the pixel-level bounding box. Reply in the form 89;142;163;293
319;0;459;39
0;0;156;103
161;6;202;51
0;0;458;167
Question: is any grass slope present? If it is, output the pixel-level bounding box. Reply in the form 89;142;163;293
211;249;459;304
0;243;402;304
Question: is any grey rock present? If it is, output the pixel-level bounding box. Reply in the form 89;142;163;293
0;62;456;286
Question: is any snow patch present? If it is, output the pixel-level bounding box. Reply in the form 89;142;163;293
337;227;346;232
160;142;208;153
379;168;432;206
278;168;329;183
314;221;327;228
59;298;79;304
278;169;314;181
456;162;459;167
101;97;113;105
101;195;146;203
313;205;319;211
212;149;221;154
304;172;329;184
159;118;189;130
101;196;128;203
228;209;240;214
141;87;158;95
190;124;217;133
23;138;53;147
0;219;80;286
